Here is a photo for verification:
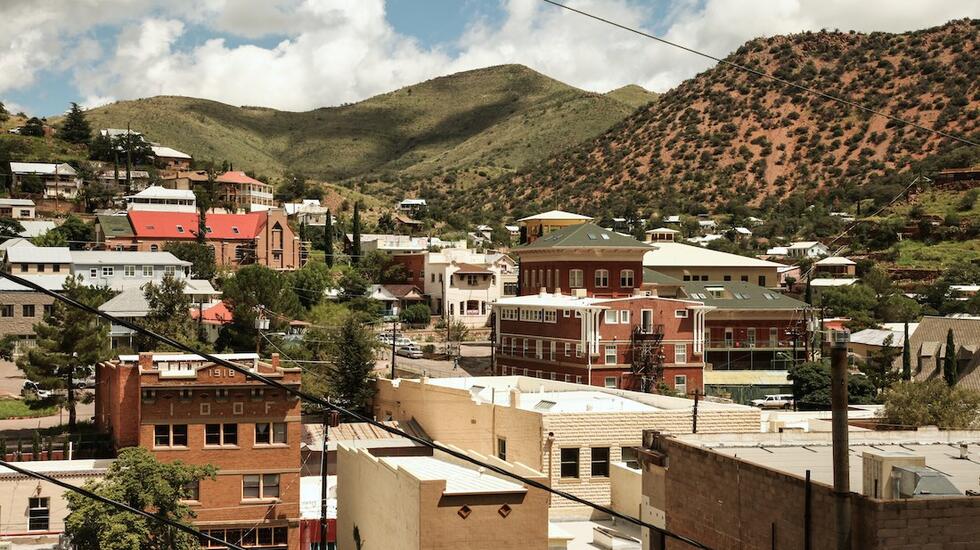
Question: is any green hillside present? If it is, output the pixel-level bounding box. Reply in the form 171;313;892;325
604;85;658;109
78;65;635;181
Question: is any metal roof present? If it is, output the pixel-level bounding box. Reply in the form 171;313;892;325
125;185;195;201
0;198;35;206
17;220;56;238
97;215;134;237
849;328;904;347
9;162;77;176
150;145;192;159
517;210;593;222
0;274;69;292
644;241;783;268
815;256;856;266
5;246;71;263
70;251;191;266
519;222;648;250
810;278;859;287
680;280;806;310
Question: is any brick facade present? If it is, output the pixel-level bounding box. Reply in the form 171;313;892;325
519;259;644;298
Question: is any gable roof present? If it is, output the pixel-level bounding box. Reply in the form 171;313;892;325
679;280;806;310
643;241;783;268
5;246;71;264
70;251;191;266
382;284;425;300
907;316;980;391
10;162;77;176
17;220;56;238
216;171;266;186
125;186;195;201
0;198;35;207
97;215;134;238
0;237;35;251
150;145;192;159
128;211;267;240
517;210;593;222
849;328;904;347
519;222;649;251
815;256;856;266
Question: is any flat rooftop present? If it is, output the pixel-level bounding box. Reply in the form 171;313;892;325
382;455;528;495
677;432;980;495
0;458;114;477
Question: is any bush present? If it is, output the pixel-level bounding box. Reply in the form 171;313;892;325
399;303;431;325
879;379;980;429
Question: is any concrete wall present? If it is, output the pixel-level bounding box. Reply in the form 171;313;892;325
0;466;107;547
610;462;642;519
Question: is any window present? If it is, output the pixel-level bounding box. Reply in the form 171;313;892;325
52;264;60;272
560;448;580;478
563;309;570;318
569;269;584;288
620;310;630;324
675;344;687;364
205;423;238;446
124;265;136;277
674;375;688;394
43;304;52;317
740;275;749;282
150;244;159;252
523;339;528;356
770;327;778;346
595;269;609;288
723;275;732;281
28;497;49;531
543;310;557;323
622;447;639;469
22;304;34;317
143;265;153;277
154;424;188;447
620;269;634;288
747;328;756;347
36;263;44;272
232;226;240;235
465;274;478;286
675;309;688;318
165;265;176;276
102;266;114;277
605;345;617;365
604;376;618;389
550;341;556;360
497;438;507;460
605;310;618;324
431;273;435;283
564;343;571;357
641;310;653;334
182;480;200;501
255;422;287;445
575;343;583;358
176;224;185;233
243;474;280;499
535;340;543;359
591;447;610;477
758;275;767;287
89;268;98;279
0;305;11;317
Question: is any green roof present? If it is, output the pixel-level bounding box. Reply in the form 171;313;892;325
680;280;807;310
97;215;134;238
643;268;684;286
519;222;649;251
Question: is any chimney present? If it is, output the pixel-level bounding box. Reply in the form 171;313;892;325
509;387;521;409
271;353;280;369
554;288;563;297
138;352;154;370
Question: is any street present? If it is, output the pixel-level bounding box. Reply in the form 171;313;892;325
0;359;95;432
374;343;492;379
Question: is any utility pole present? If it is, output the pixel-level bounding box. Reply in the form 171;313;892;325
831;330;851;550
691;388;700;433
390;317;397;380
319;409;329;550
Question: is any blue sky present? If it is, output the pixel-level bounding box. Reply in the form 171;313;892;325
1;0;976;116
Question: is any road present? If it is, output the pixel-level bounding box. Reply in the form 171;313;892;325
0;359;95;432
375;343;492;379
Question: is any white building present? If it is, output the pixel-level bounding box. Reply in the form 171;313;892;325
0;198;36;219
350;233;466;254
787;241;830;258
124;186;197;213
9;162;81;199
415;248;517;326
68;251;221;297
397;198;427;214
284;199;334;226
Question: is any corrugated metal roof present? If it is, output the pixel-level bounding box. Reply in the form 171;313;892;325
70;251;191;266
644;241;783;268
5;246;71;263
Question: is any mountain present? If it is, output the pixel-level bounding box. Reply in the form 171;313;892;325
464;19;980;220
78;65;638;181
604;85;658;109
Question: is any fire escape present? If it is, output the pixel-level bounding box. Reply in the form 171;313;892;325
629;324;665;393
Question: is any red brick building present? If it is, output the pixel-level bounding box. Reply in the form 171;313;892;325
95;352;303;550
495;223;710;393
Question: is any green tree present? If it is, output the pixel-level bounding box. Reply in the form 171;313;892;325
944;328;958;386
377;211;395;233
18;276;113;430
291;261;333;309
217;265;301;352
323;209;335;267
65;446;216;550
351;201;362;265
879;380;980;429
164;241;216;281
33;229;69;247
859;335;901;397
276;173;322;202
399;303;431;325
819;284;878;329
0;217;25;239
56;215;95;249
358;250;408;284
136;274;201;351
60;102;92;144
788;360;876;408
0;101;8;124
902;321;911;381
327;315;377;414
88;133;114;162
21;117;44;137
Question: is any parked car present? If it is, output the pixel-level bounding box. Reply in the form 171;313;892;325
379;333;415;348
22;380;53;399
72;373;96;389
395;344;424;359
750;394;794;409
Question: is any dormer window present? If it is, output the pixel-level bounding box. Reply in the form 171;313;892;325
232;226;240;234
206;226;213;233
176;225;185;233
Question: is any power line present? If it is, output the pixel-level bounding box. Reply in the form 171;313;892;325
0;269;713;550
0;458;246;550
540;0;980;149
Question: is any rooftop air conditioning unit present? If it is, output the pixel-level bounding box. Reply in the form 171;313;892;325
894;466;962;499
862;450;925;498
573;288;588;298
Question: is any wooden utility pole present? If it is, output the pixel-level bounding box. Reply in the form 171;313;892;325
831;330;851;550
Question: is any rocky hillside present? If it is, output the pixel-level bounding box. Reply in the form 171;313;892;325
463;19;980;220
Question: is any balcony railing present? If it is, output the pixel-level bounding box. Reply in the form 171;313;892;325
705;339;800;350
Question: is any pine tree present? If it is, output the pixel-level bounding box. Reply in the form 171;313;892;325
351;201;362;265
328;315;377;413
901;321;911;381
60;102;92;144
323;209;335;268
944;328;957;386
0;101;8;124
136;275;199;351
18;276;112;431
21;117;44;137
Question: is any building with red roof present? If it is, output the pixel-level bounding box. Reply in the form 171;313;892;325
216;170;275;211
96;209;306;270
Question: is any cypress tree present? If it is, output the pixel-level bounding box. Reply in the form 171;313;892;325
351;201;362;265
944;328;957;386
324;209;335;268
804;280;812;305
60;102;92;144
901;321;911;381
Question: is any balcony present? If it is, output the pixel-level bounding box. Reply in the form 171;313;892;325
705;339;799;350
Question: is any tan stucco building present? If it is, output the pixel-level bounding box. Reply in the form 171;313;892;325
517;210;593;244
374;376;760;519
337;444;549;550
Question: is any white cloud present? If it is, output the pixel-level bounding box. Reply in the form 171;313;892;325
1;0;978;112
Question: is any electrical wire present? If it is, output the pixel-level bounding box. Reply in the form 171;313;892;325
540;0;980;148
0;458;246;550
0;269;713;550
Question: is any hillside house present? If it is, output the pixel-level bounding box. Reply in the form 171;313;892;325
158;170;208;191
787;241;830;258
9;162;81;199
814;256;857;277
397;198;427;216
97;169;151;191
216;170;275;211
517;209;593;244
124;186;197;213
150;145;192;170
0;198;36;219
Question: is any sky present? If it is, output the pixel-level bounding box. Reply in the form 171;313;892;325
1;0;977;117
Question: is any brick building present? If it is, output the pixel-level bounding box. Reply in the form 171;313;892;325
638;430;980;550
216;171;275;212
95;209;307;270
95;352;303;550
